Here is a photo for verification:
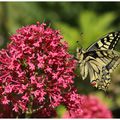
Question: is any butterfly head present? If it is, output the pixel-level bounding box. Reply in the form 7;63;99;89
76;48;85;64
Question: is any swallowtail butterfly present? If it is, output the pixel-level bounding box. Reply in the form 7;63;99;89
76;31;120;91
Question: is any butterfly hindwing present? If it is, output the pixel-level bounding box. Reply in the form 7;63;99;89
78;50;120;90
106;56;120;73
87;50;120;90
98;56;120;90
97;66;111;91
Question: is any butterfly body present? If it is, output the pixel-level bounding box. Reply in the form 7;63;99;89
77;31;120;91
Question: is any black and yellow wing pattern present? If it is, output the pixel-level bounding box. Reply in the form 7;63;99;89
87;32;120;51
77;31;120;91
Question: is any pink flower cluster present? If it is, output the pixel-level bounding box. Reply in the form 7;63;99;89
63;94;112;118
63;88;83;118
0;22;76;117
0;22;112;118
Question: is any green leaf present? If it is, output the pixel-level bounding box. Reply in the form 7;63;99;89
78;11;116;49
56;105;67;118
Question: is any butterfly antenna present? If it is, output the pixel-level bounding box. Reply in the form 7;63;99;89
76;32;84;48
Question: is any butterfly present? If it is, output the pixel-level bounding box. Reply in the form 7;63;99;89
76;31;120;91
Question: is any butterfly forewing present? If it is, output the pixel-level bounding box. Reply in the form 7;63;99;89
87;31;120;51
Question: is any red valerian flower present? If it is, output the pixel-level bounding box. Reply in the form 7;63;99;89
0;22;112;118
63;88;83;118
62;94;112;118
0;22;76;117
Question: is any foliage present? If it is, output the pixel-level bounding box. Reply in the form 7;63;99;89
78;11;116;49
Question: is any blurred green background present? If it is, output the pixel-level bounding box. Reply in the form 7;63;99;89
0;2;120;118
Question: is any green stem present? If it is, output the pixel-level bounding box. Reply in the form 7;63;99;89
25;89;34;118
25;98;33;118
